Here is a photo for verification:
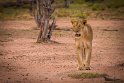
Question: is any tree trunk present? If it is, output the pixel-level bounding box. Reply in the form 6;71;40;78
47;18;56;39
37;28;43;43
35;0;55;43
64;0;70;8
41;18;49;41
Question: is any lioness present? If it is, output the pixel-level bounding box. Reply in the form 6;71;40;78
71;18;93;70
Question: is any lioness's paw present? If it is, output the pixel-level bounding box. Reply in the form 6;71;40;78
77;66;84;70
78;67;91;70
84;67;91;70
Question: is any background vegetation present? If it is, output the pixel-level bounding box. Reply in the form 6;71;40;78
0;0;124;20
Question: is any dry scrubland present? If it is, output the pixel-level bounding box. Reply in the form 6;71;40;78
0;0;124;83
0;19;124;83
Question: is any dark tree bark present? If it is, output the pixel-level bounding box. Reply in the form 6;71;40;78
64;0;70;8
47;18;56;39
33;0;56;43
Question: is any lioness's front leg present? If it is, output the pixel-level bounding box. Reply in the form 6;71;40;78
84;42;92;70
75;37;85;70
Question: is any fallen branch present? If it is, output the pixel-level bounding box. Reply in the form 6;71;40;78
103;29;118;31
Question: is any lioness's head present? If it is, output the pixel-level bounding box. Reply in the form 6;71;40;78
71;18;87;32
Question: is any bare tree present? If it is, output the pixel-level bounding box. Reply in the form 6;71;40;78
33;0;56;43
64;0;70;8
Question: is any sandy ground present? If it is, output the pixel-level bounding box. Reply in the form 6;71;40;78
0;19;124;83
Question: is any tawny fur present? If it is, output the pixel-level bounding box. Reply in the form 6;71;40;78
71;18;93;70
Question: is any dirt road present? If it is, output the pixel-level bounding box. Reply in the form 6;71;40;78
0;19;124;83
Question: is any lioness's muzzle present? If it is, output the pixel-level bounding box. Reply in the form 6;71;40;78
75;33;81;37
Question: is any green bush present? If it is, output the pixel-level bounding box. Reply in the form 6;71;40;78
92;4;105;11
73;0;85;4
53;8;87;18
104;0;124;8
0;7;31;20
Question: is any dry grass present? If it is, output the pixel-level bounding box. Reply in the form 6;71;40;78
68;72;107;79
